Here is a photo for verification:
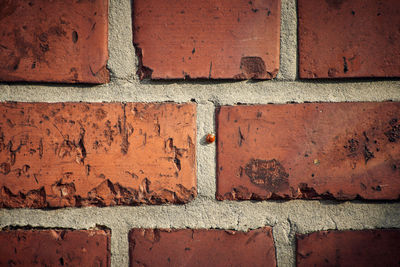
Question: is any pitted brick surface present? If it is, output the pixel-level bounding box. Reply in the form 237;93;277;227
0;229;110;267
297;230;400;266
298;0;400;78
0;102;197;208
133;0;280;80
129;228;276;267
0;0;109;83
217;102;400;200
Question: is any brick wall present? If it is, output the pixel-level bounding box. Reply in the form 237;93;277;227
0;0;399;266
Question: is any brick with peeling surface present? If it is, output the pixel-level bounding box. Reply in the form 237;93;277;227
0;229;110;266
133;0;280;80
0;0;109;83
0;102;196;208
129;228;276;267
297;230;400;266
217;102;400;200
298;0;400;78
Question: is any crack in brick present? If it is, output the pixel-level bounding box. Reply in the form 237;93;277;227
56;127;86;165
238;126;245;146
120;103;131;155
165;138;187;174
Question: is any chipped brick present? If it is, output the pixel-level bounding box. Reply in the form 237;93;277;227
0;102;197;208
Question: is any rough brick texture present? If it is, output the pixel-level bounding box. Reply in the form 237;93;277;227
0;229;110;266
0;102;196;208
217;102;400;200
297;230;400;266
298;0;400;78
0;0;109;83
133;0;280;80
129;228;276;267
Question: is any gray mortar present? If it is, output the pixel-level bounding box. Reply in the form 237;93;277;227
0;0;400;266
277;0;297;80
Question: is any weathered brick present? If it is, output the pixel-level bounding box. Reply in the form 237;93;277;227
217;102;400;200
133;0;280;80
298;0;400;78
0;0;109;83
0;228;110;266
0;102;196;208
129;228;276;267
297;230;400;266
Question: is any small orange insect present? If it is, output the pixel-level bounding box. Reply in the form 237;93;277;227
206;133;216;143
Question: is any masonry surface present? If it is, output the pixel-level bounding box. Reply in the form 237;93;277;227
0;0;109;83
0;0;399;267
0;102;197;208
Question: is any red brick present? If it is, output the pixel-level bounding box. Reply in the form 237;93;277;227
298;0;400;78
129;228;276;267
0;228;110;267
297;230;400;266
0;102;196;208
133;0;280;80
0;0;109;83
217;102;400;200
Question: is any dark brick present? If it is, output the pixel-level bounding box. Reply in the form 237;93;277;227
297;230;400;266
129;228;276;267
217;102;400;200
0;229;110;266
298;0;400;78
0;0;109;83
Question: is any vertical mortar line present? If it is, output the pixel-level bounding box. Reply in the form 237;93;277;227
110;225;130;267
107;0;137;80
196;102;217;198
273;219;297;267
277;0;298;80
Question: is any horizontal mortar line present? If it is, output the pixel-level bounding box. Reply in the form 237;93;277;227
1;202;399;225
0;81;399;104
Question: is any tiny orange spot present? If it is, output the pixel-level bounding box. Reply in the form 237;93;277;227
206;133;215;143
